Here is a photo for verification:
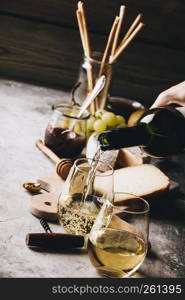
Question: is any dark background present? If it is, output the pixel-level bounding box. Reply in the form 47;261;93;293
0;0;184;105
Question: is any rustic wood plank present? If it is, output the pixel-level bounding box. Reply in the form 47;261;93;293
0;14;184;105
0;0;185;50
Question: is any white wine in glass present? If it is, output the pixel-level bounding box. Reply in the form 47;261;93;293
57;158;114;236
88;193;149;277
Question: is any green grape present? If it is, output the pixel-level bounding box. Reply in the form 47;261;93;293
116;115;126;126
74;123;81;134
58;120;68;129
116;122;127;128
86;129;92;141
87;116;96;131
102;112;117;126
93;119;107;133
95;109;107;119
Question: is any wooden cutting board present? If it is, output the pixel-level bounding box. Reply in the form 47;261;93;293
30;172;64;222
29;171;179;223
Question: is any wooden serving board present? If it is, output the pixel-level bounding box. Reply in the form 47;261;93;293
30;172;65;222
29;171;179;223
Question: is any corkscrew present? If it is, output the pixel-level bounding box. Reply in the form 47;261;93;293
40;217;53;233
26;217;85;249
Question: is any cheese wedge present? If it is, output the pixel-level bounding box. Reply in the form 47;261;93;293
94;164;170;203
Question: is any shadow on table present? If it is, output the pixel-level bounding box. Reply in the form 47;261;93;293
149;155;185;220
27;246;87;255
148;189;185;220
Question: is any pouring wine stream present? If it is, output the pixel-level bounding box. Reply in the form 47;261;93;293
61;75;106;204
78;75;106;203
76;75;106;203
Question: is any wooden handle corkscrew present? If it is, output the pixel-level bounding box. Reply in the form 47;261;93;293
36;139;73;180
26;233;84;250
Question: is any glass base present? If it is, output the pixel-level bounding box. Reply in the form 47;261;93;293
97;267;131;278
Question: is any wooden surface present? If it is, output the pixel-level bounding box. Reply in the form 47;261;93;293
30;172;65;222
0;0;184;49
0;0;184;104
30;170;178;223
0;79;185;278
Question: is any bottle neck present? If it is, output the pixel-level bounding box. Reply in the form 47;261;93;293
99;124;150;151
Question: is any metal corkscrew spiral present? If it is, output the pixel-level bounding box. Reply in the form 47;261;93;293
40;218;53;234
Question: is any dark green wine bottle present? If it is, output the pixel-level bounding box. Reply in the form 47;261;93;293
98;106;185;158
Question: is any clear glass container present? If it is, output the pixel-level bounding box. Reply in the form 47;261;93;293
75;52;113;109
88;192;150;278
44;104;90;158
57;158;114;236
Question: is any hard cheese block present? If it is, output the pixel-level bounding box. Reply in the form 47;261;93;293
116;147;143;167
95;164;170;204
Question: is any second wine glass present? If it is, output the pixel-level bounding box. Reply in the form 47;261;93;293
87;192;150;277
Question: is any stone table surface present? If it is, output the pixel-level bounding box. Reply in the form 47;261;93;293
0;79;185;278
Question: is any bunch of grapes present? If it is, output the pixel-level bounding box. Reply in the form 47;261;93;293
87;109;126;134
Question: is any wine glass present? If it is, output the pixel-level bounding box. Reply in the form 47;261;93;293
87;192;150;278
57;158;114;237
57;193;104;237
60;157;114;202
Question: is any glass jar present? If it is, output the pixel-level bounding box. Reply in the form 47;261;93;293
44;104;90;158
75;52;113;110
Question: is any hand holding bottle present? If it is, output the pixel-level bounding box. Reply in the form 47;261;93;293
98;81;185;157
151;81;185;108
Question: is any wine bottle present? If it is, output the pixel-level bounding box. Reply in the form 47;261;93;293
98;106;185;158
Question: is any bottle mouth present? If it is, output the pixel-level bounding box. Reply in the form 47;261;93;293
53;103;90;120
